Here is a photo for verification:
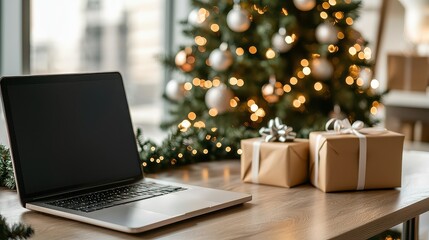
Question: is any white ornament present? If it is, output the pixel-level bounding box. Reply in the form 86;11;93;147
205;84;234;114
316;23;339;44
271;28;293;53
227;4;251;32
311;58;334;80
209;43;233;71
165;79;185;101
293;0;316;11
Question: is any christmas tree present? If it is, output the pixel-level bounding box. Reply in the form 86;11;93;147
138;0;382;171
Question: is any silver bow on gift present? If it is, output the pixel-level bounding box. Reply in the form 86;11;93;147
325;118;364;134
259;117;296;142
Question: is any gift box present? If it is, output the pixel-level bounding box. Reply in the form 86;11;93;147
241;138;309;188
387;54;429;92
309;130;404;192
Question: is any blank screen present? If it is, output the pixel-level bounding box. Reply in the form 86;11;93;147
4;74;142;195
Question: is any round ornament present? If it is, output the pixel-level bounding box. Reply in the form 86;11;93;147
316;23;339;44
205;84;234;114
271;28;293;53
311;58;334;80
293;0;316;11
226;4;251;32
209;43;233;71
261;75;281;103
165;79;186;101
175;48;195;72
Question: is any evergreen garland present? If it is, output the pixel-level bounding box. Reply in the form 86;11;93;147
0;214;34;240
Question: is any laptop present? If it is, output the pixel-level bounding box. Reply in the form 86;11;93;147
0;72;251;233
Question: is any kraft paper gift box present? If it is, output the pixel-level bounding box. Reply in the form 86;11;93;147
387;54;429;92
241;138;309;188
309;131;404;193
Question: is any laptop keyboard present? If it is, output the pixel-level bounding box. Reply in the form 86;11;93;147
46;182;187;213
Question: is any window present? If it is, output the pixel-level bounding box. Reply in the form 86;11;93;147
30;0;166;131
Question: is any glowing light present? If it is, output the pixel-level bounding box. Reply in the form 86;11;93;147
249;46;257;54
298;95;306;103
371;79;380;89
178;119;192;132
229;77;238;85
211;127;217;132
322;2;330;9
329;0;337;6
356;78;364;87
364;47;372;60
156;159;161;163
212;78;221;87
370;106;378;115
285;35;295;44
250;113;258;121
314;82;323;91
203;149;209;154
301;59;309;67
297;71;305;79
209;108;218;116
237;149;243;155
320;12;328;19
293;99;301;108
230;99;238;107
349;47;357;56
184;82;192;90
225;146;231;152
328;44;338;53
195;36;207;46
283;84;291;93
142;162;147;167
255;108;266;117
290;77;298;85
358;52;365;59
281;8;288;15
346;17;354;25
266;48;276;59
205;134;211;140
345;76;354;85
335;12;344;19
303;67;311;75
237;79;245;86
150;158;154;162
210;24;219;32
236;47;244;56
150;146;156;151
354;44;362;51
247;99;255;107
192;78;200;86
216;142;222;148
204;80;213;88
250;104;258;112
192;149;197;155
188;112;196;120
337;32;345;39
178;153;183;158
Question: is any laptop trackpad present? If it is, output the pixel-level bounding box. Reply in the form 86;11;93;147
132;193;214;216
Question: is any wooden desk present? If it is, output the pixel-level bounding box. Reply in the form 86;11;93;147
1;151;429;240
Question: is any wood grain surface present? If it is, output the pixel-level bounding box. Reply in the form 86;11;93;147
1;151;429;240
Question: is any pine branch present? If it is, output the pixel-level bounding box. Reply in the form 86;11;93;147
0;145;16;190
0;214;34;240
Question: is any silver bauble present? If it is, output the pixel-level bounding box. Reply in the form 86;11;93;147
165;79;185;101
226;4;251;32
205;84;234;114
316;23;339;44
209;48;233;71
311;58;334;80
271;28;293;53
293;0;316;11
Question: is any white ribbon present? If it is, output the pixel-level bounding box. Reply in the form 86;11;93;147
314;118;380;190
251;139;263;183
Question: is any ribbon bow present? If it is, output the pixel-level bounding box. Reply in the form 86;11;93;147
259;117;296;142
325;118;364;134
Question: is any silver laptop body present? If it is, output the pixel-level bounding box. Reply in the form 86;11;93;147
0;72;251;233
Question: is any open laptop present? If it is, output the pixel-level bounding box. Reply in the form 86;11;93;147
0;72;251;233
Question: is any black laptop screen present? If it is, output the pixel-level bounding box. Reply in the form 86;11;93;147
1;73;142;197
